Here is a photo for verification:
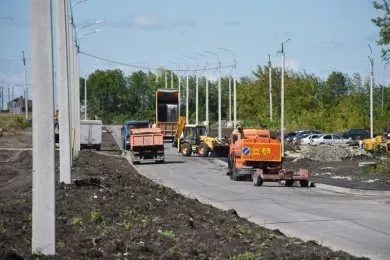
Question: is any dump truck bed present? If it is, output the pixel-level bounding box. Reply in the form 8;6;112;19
129;128;164;164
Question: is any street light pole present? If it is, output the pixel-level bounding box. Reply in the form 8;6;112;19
382;62;387;115
22;51;28;120
269;54;273;122
204;50;222;138
182;55;198;125
278;38;290;155
195;52;209;128
368;45;374;139
218;47;237;128
84;75;87;119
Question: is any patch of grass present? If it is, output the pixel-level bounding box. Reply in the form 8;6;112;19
360;160;390;175
27;213;32;224
0;224;7;234
232;251;260;260
90;210;104;224
0;114;31;130
119;220;132;230
71;216;83;226
6;198;27;206
159;230;175;239
57;240;65;248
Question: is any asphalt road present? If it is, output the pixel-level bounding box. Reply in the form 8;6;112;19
108;125;390;260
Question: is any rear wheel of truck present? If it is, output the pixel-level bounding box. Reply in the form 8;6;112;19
198;143;210;157
300;180;309;187
231;159;239;181
252;172;263;186
181;143;192;156
285;180;294;187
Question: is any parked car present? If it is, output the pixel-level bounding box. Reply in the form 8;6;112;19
292;130;322;144
311;134;350;146
298;133;322;145
341;128;369;140
285;131;301;143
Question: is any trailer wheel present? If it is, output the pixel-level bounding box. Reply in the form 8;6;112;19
181;143;192;156
285;180;294;187
198;143;210;157
300;180;309;187
252;172;263;186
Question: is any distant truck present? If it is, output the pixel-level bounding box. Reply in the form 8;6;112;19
155;88;179;140
130;128;165;164
80;119;103;150
121;120;150;150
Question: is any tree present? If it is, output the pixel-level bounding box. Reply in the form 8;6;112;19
372;0;390;62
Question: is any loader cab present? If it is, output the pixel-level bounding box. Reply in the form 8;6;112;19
182;124;208;143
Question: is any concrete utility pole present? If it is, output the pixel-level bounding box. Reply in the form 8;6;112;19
195;52;209;128
22;51;28;120
228;76;232;123
368;45;374;139
31;0;56;255
56;0;72;184
279;38;290;155
269;54;273;122
205;50;222;138
165;70;167;88
382;63;387;115
171;70;173;88
178;75;181;117
219;47;237;128
186;69;189;124
84;75;87;119
195;66;199;125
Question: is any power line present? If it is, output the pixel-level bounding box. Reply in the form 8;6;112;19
79;50;235;72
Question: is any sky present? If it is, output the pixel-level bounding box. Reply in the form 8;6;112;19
0;0;386;108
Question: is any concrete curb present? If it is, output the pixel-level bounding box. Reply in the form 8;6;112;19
212;158;390;197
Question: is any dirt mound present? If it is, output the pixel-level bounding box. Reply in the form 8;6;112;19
301;145;352;161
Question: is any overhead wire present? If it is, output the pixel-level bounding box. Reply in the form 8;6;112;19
79;51;235;72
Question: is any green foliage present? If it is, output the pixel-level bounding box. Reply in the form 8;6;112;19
90;210;104;224
71;216;83;226
0;114;31;130
231;252;260;260
372;0;390;62
159;230;175;238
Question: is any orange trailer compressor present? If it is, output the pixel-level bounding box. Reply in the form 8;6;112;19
227;128;310;187
130;128;165;164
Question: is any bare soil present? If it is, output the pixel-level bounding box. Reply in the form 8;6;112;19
0;131;367;259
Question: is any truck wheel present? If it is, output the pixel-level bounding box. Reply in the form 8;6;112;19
300;180;309;187
285;180;294;187
231;159;239;181
252;172;263;186
181;143;192;156
198;143;210;157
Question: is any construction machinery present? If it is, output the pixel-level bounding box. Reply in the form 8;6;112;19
363;135;390;154
155;88;179;140
121;120;150;150
228;128;310;187
174;117;229;157
129;127;165;164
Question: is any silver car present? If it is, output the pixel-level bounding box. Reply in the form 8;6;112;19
311;134;350;146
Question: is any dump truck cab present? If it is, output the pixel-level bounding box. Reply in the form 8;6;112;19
121;120;150;150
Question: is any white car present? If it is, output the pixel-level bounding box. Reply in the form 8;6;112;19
311;134;350;146
299;134;321;145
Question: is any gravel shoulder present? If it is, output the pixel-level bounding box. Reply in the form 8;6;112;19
0;131;368;259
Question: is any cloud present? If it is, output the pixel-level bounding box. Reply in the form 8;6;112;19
285;59;299;71
0;16;29;27
107;13;197;29
224;20;241;27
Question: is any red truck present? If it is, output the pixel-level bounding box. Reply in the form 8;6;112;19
130;128;165;164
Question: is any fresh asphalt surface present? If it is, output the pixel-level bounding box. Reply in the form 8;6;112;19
108;126;390;260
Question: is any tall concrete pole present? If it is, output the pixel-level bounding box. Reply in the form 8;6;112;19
56;0;72;184
171;70;173;88
165;70;167;88
228;76;231;123
368;45;374;139
280;38;290;155
178;75;181;117
65;2;73;161
269;54;273;122
23;51;28;119
233;63;237;128
195;66;199;125
206;66;209;128
218;62;222;138
84;75;87;120
75;43;80;153
31;0;55;254
186;72;189;124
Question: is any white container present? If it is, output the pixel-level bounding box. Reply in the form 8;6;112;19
80;120;102;150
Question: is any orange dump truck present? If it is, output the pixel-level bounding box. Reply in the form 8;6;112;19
228;128;310;187
130;128;165;164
